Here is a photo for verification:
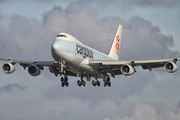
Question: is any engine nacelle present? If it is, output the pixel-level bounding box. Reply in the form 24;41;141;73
121;64;135;76
28;65;41;76
2;63;15;74
164;62;178;73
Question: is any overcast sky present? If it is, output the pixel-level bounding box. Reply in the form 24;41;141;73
0;0;180;120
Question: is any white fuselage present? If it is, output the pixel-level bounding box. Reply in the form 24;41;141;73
51;33;114;77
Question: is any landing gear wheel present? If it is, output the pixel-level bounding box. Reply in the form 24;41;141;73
104;81;111;87
77;80;81;87
61;82;64;87
65;82;69;87
104;82;107;87
108;82;111;87
92;80;96;86
97;81;100;87
107;77;110;82
82;80;86;87
61;76;69;87
61;77;64;82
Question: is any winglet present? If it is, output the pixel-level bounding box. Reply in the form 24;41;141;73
108;25;123;60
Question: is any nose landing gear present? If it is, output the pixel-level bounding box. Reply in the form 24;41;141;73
60;69;69;87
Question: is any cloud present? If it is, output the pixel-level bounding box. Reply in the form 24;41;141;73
0;83;26;94
177;101;180;108
118;0;180;7
120;16;179;61
103;118;111;120
0;14;54;60
1;2;178;61
0;0;5;2
1;98;180;120
0;98;118;120
178;11;180;20
0;1;179;100
43;4;179;61
120;103;157;120
77;0;180;7
0;2;180;120
0;0;178;93
117;102;180;120
1;0;180;8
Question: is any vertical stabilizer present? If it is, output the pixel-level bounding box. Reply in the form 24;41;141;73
108;25;123;60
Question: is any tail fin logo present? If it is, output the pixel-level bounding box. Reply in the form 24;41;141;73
116;35;120;55
108;25;123;60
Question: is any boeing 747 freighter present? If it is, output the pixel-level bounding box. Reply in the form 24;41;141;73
1;25;179;87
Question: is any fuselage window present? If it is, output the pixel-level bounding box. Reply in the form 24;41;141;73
57;35;67;38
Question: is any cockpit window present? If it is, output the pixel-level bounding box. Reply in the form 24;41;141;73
57;35;67;38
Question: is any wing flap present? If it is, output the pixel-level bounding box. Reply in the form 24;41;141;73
89;60;127;66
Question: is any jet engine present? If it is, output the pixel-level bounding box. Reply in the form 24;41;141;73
121;64;135;76
28;65;41;76
164;62;178;73
2;63;15;74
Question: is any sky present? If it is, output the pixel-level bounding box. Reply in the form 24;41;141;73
0;0;180;120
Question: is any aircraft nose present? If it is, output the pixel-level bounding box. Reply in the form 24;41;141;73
51;39;63;61
51;39;60;52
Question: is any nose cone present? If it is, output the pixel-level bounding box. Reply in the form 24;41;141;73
51;39;59;52
51;41;58;51
51;39;62;61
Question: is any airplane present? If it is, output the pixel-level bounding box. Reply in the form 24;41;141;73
0;24;180;87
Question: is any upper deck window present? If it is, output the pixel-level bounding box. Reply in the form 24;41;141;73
57;35;67;38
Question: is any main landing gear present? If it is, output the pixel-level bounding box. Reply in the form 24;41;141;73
77;75;86;87
77;80;86;87
103;76;111;87
61;77;69;87
59;72;111;87
92;79;100;87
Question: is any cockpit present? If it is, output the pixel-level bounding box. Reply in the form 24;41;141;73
57;34;67;38
56;33;82;44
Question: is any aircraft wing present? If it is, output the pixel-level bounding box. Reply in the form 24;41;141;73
89;58;180;77
0;58;77;77
0;58;59;67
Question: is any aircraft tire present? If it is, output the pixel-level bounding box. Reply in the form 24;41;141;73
64;77;68;82
61;82;65;87
61;77;64;82
82;81;86;87
92;80;96;86
77;80;81;86
97;81;100;87
66;82;69;87
107;77;110;82
104;82;107;87
108;82;111;87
